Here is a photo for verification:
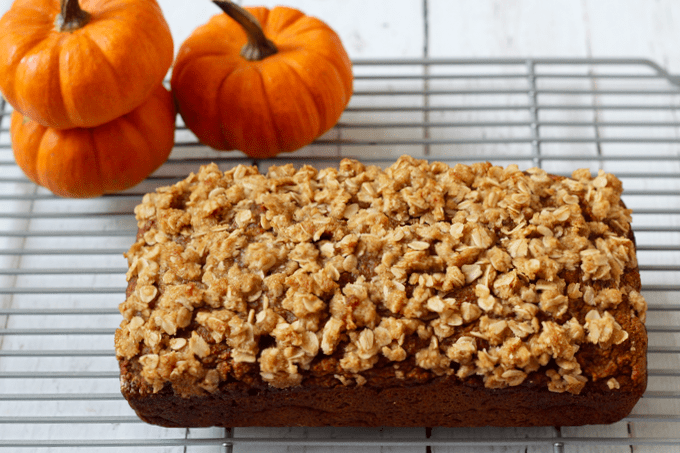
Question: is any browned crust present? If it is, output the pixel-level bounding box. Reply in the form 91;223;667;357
119;347;646;427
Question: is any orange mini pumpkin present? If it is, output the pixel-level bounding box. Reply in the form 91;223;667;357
11;85;176;198
171;1;353;158
0;0;173;129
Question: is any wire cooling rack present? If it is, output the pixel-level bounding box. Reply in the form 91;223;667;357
1;58;680;452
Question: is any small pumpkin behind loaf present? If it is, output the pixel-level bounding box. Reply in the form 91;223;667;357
0;0;174;129
11;85;176;198
171;0;353;158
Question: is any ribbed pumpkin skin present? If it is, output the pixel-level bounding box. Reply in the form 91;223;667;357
11;85;176;198
171;6;353;158
0;0;173;129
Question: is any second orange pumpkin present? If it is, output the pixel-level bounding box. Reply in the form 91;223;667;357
11;85;176;198
171;1;353;158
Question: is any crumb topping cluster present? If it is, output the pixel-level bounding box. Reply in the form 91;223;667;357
115;155;646;396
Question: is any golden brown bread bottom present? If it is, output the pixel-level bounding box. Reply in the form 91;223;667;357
120;364;645;427
120;340;646;428
116;156;647;427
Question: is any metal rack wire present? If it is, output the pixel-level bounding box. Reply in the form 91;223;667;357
1;58;679;452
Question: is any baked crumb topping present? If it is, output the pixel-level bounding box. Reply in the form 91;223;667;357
115;155;646;396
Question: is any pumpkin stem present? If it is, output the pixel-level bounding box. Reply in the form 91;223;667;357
212;0;278;61
56;0;91;32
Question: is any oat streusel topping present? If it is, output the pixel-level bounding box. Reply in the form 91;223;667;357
115;155;646;396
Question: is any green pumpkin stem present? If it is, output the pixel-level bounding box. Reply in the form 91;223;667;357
212;0;278;61
56;0;91;32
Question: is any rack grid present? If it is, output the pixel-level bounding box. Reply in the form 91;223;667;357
1;58;679;452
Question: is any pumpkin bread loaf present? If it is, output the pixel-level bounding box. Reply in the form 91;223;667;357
116;155;647;427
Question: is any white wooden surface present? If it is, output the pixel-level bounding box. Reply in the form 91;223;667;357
0;1;678;60
1;1;680;452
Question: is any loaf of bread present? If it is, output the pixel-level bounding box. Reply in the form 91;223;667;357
116;155;647;427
